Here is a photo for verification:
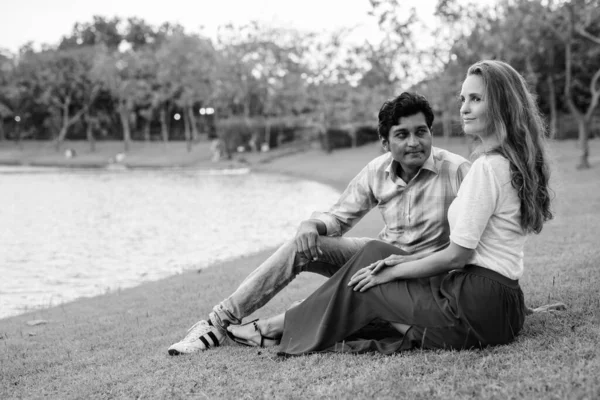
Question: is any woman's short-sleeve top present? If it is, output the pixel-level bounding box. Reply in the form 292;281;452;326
448;154;526;279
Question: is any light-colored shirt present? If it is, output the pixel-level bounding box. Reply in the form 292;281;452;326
311;147;471;256
448;154;526;279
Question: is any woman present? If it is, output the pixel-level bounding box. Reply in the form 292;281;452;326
228;60;553;355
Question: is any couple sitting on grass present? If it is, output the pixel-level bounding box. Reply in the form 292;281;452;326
169;59;561;357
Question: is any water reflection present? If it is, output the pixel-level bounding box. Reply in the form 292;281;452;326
0;169;340;318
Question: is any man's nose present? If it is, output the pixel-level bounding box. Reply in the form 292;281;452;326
407;133;418;146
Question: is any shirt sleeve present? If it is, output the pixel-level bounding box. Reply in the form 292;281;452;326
310;164;377;237
450;158;500;249
455;161;471;194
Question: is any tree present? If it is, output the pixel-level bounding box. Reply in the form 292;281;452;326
546;0;600;169
214;23;263;120
369;0;490;139
0;49;14;141
303;30;363;130
0;45;50;145
156;31;217;151
91;47;148;152
21;47;101;149
123;17;159;51
240;26;309;146
59;16;122;51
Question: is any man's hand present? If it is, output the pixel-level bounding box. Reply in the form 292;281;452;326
294;220;325;261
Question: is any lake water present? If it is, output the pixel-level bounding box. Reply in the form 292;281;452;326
0;167;340;319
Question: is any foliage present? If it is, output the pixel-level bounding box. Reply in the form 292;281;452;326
0;5;598;166
394;0;600;166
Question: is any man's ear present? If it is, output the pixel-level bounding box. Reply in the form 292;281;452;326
380;137;389;151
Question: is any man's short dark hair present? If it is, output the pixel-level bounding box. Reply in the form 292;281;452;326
377;92;434;139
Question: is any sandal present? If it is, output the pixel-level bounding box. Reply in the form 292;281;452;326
227;319;280;348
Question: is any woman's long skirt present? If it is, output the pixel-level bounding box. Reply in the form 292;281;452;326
278;240;526;356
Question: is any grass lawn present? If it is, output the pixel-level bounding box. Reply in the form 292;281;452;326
1;138;599;399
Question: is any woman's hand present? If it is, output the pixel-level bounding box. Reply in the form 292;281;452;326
348;254;409;292
348;265;396;292
365;254;410;275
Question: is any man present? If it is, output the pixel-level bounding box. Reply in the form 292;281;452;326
168;92;471;355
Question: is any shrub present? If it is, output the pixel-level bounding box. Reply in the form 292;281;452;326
216;117;307;155
322;124;379;151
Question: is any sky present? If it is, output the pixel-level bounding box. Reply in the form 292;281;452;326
0;0;444;54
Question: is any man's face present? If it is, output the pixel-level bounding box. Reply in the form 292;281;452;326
382;112;433;172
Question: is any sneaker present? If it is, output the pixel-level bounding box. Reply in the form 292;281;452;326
168;320;225;355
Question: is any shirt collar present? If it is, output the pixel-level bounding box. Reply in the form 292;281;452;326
384;149;438;181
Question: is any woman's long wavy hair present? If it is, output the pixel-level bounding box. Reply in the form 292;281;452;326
467;60;553;234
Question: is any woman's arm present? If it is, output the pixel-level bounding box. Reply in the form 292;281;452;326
348;242;474;292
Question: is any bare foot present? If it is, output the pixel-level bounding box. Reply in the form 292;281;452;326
227;320;279;348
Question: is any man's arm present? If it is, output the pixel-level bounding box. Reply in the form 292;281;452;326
294;219;327;261
310;164;378;237
296;161;378;261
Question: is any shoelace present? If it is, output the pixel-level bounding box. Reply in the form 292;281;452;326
183;321;221;348
184;321;210;340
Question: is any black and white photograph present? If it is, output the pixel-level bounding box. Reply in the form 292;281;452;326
1;0;599;398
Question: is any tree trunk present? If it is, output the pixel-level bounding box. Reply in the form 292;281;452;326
562;8;595;170
119;102;131;153
183;108;192;152
265;117;271;149
85;114;96;153
547;75;557;139
15;123;22;149
442;109;451;141
350;125;357;148
576;119;590;169
143;120;151;142
160;107;169;143
55;97;71;151
187;106;199;142
243;99;251;119
0;119;4;141
56;126;68;151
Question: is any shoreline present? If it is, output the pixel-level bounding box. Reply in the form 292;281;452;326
0;142;380;321
0;139;313;170
0;152;351;321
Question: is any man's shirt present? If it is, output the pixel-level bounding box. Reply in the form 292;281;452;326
311;147;471;256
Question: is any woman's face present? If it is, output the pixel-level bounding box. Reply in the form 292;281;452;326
460;74;487;137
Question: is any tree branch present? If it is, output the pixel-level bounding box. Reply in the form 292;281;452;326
541;8;566;42
576;26;600;45
584;67;600;120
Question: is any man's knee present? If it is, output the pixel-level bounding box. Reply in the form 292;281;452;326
277;239;310;272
